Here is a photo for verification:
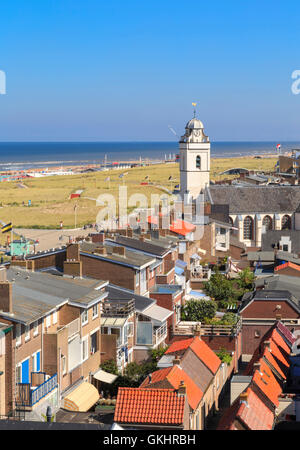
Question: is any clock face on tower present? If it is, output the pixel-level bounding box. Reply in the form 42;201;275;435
193;130;200;137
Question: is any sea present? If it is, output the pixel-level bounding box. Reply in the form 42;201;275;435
0;141;299;170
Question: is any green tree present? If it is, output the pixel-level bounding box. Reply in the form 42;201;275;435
236;267;255;291
100;359;119;375
182;299;217;322
203;271;235;302
216;347;232;365
220;312;238;326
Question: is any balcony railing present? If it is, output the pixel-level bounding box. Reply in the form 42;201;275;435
68;318;80;339
173;319;242;337
190;266;211;281
16;373;58;408
153;323;167;346
102;299;135;318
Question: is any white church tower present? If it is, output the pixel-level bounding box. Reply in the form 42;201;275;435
179;113;210;199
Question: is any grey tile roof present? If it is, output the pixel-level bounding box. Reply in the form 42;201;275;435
4;267;107;324
206;185;300;214
261;230;300;253
80;241;155;269
112;235;171;257
106;284;155;313
239;284;300;314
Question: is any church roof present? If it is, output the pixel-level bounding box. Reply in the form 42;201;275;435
206;185;300;214
185;118;204;129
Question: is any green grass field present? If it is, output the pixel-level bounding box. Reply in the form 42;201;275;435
0;157;277;229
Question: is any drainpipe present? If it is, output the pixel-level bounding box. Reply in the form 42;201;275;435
59;347;61;408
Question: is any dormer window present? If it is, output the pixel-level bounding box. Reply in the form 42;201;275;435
196;155;201;169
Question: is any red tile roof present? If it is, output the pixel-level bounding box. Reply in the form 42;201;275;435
114;388;186;425
165;338;194;355
252;359;282;407
270;329;291;356
147;215;195;236
275;262;300;273
140;364;203;410
262;347;287;380
189;337;221;374
276;321;296;346
218;387;274;430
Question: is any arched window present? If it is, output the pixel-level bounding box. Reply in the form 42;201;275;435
281;215;291;230
262;215;272;231
196;155;201;169
243;216;254;240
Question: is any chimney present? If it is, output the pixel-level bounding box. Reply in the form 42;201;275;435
177;381;186;397
194;324;201;337
0;266;7;282
239;391;249;406
91;233;105;244
263;341;271;350
276;313;282;321
66;243;80;261
0;282;13;313
253;362;262;375
173;356;180;366
113;246;125;257
94;246;107;256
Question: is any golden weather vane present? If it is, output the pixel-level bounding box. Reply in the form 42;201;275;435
192;102;197;118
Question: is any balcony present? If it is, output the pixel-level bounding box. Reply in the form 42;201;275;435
153;322;168;346
190;265;211;281
16;373;58;409
173;319;242;337
67;318;80;339
102;299;135;318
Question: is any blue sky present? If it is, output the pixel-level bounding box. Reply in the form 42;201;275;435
0;0;300;141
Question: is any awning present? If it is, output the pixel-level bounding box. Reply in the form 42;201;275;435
175;266;184;276
142;303;173;322
101;317;127;327
175;259;187;269
191;253;201;260
63;382;99;412
93;369;118;384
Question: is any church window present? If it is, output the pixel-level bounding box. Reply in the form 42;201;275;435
262;215;272;231
281;215;291;230
243;216;254;240
196;155;201;169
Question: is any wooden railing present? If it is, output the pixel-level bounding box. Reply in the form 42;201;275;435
173;318;242;337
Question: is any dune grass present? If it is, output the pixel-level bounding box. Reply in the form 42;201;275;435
0;157;277;229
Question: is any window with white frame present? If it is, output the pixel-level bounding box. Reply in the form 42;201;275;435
16;324;21;346
16;364;21;383
81;309;88;326
90;331;98;354
127;322;134;337
52;310;57;325
25;324;30;342
33;321;38;337
46;314;51;328
92;304;98;319
82;335;89;362
135;271;139;286
62;355;66;375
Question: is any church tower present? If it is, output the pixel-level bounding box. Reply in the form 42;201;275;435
179;115;210;199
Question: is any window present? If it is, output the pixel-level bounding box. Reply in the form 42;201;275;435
111;328;121;346
16;324;21;346
62;355;66;375
82;336;89;362
124;324;128;344
136;322;153;345
196;155;201;169
52;311;57;325
135;271;139;286
262;215;272;231
283;244;289;252
81;309;88;326
33;321;38;337
127;322;134;337
92;304;98;319
243;216;254;240
281;215;291;230
25;325;30;342
16;365;21;383
101;326;108;334
32;351;41;372
90;331;98;354
46;314;51;328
